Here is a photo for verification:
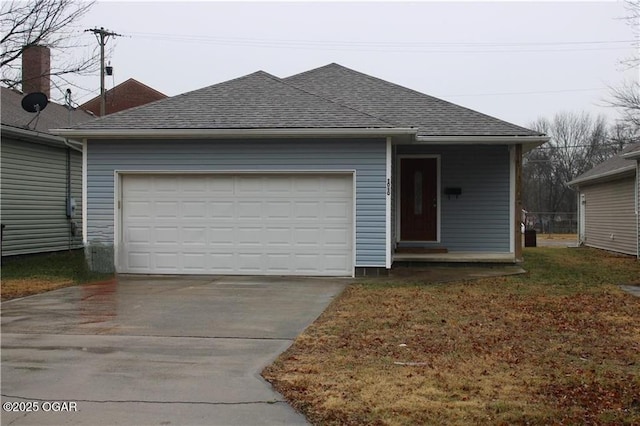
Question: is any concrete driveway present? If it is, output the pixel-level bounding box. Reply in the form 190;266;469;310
1;276;347;425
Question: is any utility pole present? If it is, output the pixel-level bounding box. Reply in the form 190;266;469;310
85;27;122;116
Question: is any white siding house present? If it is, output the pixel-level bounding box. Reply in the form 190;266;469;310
569;143;640;258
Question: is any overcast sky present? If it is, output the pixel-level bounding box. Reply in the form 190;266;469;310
65;1;639;128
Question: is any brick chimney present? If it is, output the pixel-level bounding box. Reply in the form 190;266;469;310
22;45;51;98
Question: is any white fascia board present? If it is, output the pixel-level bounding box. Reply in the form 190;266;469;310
51;127;418;140
622;150;640;160
415;135;550;151
567;165;637;188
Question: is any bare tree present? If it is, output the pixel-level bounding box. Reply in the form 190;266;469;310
608;0;640;129
0;0;98;100
523;112;611;216
610;81;640;129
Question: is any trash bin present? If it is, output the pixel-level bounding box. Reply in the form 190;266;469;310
524;229;537;247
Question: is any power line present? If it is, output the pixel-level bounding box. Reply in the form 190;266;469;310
124;32;636;53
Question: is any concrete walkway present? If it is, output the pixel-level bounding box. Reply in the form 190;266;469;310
1;276;347;425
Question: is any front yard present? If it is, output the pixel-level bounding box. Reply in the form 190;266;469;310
263;248;640;425
1;250;113;301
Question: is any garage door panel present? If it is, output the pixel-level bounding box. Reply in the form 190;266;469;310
265;201;292;218
237;201;261;219
121;174;353;276
182;227;207;246
127;227;151;243
265;227;292;245
128;252;150;269
325;227;351;247
211;201;234;219
210;227;235;245
127;201;152;218
155;201;179;217
183;253;206;271
156;227;179;244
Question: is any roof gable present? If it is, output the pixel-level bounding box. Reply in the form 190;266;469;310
72;71;393;131
285;63;541;137
80;78;167;116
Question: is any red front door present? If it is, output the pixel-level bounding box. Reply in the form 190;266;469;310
400;158;438;241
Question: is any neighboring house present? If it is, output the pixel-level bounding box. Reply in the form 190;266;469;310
1;87;94;256
80;78;167;116
55;63;548;276
568;143;640;258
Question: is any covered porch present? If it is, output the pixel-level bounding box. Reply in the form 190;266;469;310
388;142;524;266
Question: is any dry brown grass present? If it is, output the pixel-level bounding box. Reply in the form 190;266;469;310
1;277;76;301
263;248;640;425
1;250;112;301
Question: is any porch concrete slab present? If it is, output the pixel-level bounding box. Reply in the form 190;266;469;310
389;264;526;282
1;276;347;425
393;252;516;263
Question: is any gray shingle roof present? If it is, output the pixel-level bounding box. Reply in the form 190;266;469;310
72;71;393;130
285;63;542;137
65;63;543;137
569;142;640;186
1;87;94;133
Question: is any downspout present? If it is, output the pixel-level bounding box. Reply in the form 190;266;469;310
66;146;71;250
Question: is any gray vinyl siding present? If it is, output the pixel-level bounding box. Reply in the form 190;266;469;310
582;177;637;256
1;138;83;256
86;138;387;267
396;145;511;252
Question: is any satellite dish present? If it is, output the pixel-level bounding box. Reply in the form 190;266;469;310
21;92;49;113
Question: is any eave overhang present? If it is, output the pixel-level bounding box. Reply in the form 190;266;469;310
50;127;419;140
2;124;71;146
567;165;637;188
622;150;640;160
414;135;550;152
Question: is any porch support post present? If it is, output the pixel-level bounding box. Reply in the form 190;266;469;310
514;143;523;261
82;139;88;245
385;137;392;269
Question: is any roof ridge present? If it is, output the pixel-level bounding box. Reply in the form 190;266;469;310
287;63;539;135
280;69;397;127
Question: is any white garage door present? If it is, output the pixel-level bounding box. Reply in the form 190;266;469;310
120;173;354;276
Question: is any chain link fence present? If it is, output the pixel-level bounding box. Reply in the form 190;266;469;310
523;212;577;234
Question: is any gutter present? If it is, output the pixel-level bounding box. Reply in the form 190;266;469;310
415;135;549;151
50;127;419;140
567;165;636;188
2;124;83;153
622;150;640;160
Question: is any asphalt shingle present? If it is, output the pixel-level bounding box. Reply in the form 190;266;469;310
64;63;544;137
285;63;541;137
570;142;640;184
72;71;393;130
1;87;94;132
